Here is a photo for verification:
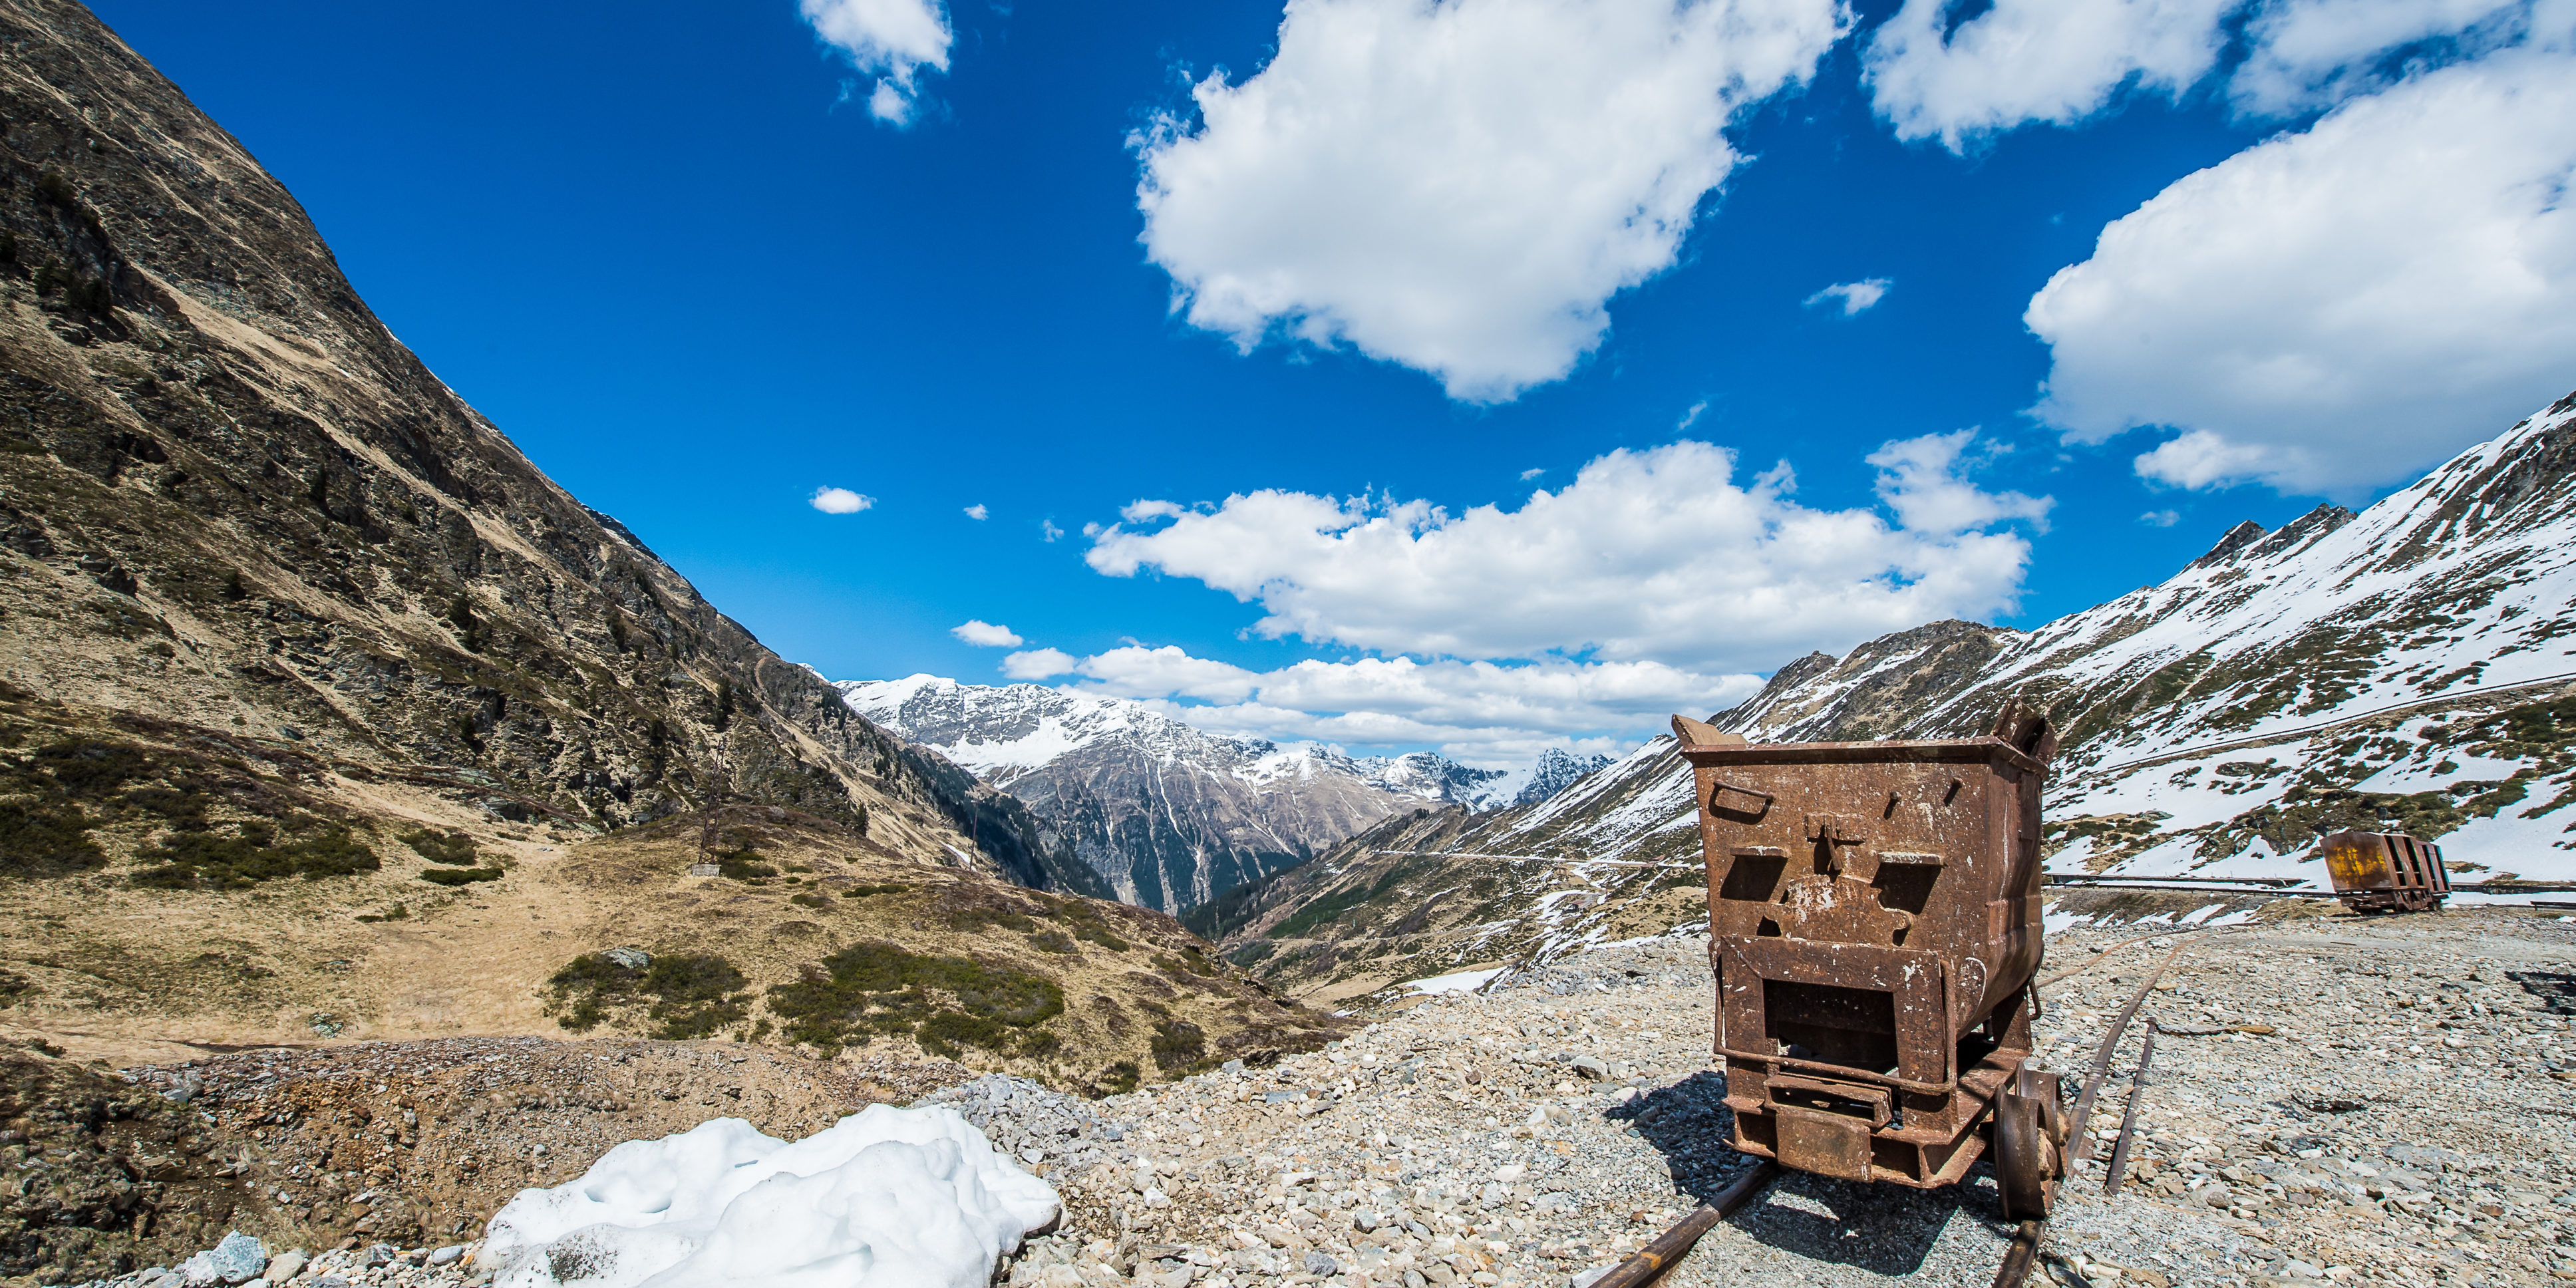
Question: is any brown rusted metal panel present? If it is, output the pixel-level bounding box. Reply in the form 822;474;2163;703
1677;701;2058;1190
2320;829;2451;913
1775;1106;1875;1181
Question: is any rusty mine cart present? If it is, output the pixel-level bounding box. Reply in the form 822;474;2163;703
1670;703;2068;1220
2320;829;2451;913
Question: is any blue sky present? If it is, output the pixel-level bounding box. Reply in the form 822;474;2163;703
93;0;2576;767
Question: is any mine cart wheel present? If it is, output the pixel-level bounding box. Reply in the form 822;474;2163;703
1993;1068;2062;1221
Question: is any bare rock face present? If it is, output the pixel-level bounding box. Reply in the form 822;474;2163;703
838;676;1516;912
0;0;1093;893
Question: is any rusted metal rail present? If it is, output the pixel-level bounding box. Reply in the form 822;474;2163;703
2102;1021;2160;1195
2066;938;2194;1162
1991;1219;2045;1288
2035;925;2224;989
1585;1161;1782;1288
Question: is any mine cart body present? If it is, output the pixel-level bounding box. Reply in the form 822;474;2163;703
1672;705;2062;1202
2320;830;2450;913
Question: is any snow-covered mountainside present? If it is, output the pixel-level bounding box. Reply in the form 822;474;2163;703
1211;388;2576;995
1482;386;2576;884
834;676;1542;912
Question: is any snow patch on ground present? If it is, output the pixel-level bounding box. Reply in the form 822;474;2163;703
480;1106;1058;1288
1406;967;1507;995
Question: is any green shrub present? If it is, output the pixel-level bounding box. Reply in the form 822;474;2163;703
949;905;1036;933
417;866;503;886
134;826;380;889
788;893;828;909
26;740;154;797
917;1009;1009;1058
766;941;1063;1056
715;848;777;881
1150;1019;1208;1072
1099;1060;1141;1094
1055;901;1130;952
401;829;479;864
545;951;748;1039
0;800;104;878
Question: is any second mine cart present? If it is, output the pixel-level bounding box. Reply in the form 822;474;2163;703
2320;829;2450;913
1671;702;2067;1218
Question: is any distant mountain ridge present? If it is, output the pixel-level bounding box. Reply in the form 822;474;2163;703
1206;387;2576;997
836;675;1591;912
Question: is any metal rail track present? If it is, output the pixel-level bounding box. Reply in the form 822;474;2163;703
1591;934;2207;1287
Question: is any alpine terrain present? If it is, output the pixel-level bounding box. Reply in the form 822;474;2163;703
1209;389;2576;999
0;0;1337;1233
836;675;1600;912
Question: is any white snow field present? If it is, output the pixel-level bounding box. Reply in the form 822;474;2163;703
478;1104;1059;1288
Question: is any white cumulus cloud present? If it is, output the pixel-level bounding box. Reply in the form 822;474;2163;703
1000;648;1077;680
950;620;1024;648
963;504;989;520
1133;0;1847;402
2026;46;2576;494
802;0;953;125
1044;646;1760;764
1863;0;2549;147
1863;0;2235;150
809;486;876;514
1804;277;1891;315
1084;433;2050;673
2231;0;2536;114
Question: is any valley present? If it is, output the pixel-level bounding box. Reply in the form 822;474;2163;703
840;675;1601;913
0;0;2571;1285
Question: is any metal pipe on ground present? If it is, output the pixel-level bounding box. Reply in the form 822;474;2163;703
2037;925;2232;990
2068;939;2195;1160
1586;1160;1782;1288
1991;1220;2045;1288
2102;1022;2160;1195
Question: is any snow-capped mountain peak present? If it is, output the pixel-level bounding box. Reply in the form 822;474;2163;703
832;676;1561;910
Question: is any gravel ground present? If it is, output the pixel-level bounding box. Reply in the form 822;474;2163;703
44;900;2576;1288
1005;900;2576;1288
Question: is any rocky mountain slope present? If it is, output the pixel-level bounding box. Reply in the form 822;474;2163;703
1214;387;2576;998
0;0;1354;1088
838;675;1575;912
0;0;1105;889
